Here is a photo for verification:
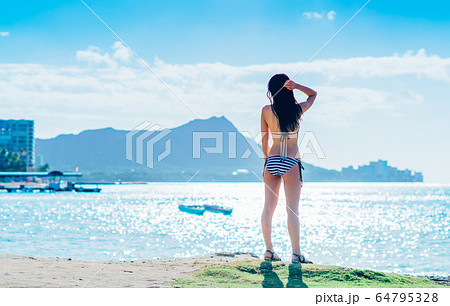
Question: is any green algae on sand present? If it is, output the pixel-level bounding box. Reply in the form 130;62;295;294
173;259;446;288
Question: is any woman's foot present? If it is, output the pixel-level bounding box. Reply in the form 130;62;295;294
264;249;281;261
292;253;313;264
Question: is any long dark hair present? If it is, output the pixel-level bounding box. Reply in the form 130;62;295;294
267;73;302;132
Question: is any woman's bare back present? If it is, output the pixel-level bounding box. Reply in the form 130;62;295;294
261;105;301;159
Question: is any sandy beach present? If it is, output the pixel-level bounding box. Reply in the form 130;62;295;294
0;252;258;288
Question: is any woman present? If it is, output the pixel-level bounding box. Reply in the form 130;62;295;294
260;73;317;263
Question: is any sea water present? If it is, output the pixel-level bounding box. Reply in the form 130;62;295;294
0;183;448;276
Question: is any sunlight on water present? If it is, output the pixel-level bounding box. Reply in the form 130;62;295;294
0;183;448;276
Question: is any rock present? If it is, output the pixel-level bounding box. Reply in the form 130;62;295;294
215;253;235;257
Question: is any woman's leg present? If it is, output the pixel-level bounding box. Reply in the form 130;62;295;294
261;167;282;257
283;164;302;256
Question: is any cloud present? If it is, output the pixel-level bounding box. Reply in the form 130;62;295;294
112;41;132;62
0;42;448;137
302;12;323;19
0;32;10;37
308;86;424;126
302;49;450;82
303;11;336;21
76;42;132;67
327;10;336;21
76;46;116;67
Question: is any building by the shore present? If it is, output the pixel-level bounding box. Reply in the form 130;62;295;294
0;119;35;171
341;159;423;182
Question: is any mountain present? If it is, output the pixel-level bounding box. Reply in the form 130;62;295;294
36;127;130;171
35;116;344;182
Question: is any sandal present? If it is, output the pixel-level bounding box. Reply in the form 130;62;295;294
264;249;281;261
292;253;313;264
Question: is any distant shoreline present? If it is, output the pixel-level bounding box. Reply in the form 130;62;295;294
0;181;435;185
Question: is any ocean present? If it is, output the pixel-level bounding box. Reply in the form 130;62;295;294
0;182;448;276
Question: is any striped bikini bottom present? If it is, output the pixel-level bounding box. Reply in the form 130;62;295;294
265;155;305;182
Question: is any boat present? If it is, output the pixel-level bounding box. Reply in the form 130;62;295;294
74;186;101;193
178;205;206;215
204;205;233;215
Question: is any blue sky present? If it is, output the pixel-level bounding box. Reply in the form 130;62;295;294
1;0;449;182
2;0;450;64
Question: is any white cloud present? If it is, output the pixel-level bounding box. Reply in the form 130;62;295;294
327;10;336;21
303;48;450;82
303;12;322;19
76;46;116;67
76;42;132;67
112;41;132;62
308;86;424;126
0;43;448;138
303;11;336;21
0;32;10;37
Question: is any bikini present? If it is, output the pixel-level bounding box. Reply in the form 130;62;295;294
264;130;304;182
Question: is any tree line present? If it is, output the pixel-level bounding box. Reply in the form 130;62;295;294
0;148;50;172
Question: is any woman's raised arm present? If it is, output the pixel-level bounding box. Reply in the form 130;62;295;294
284;80;317;113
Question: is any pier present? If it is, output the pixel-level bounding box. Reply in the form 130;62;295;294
0;170;104;193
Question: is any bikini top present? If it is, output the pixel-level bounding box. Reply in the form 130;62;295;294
271;130;299;158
